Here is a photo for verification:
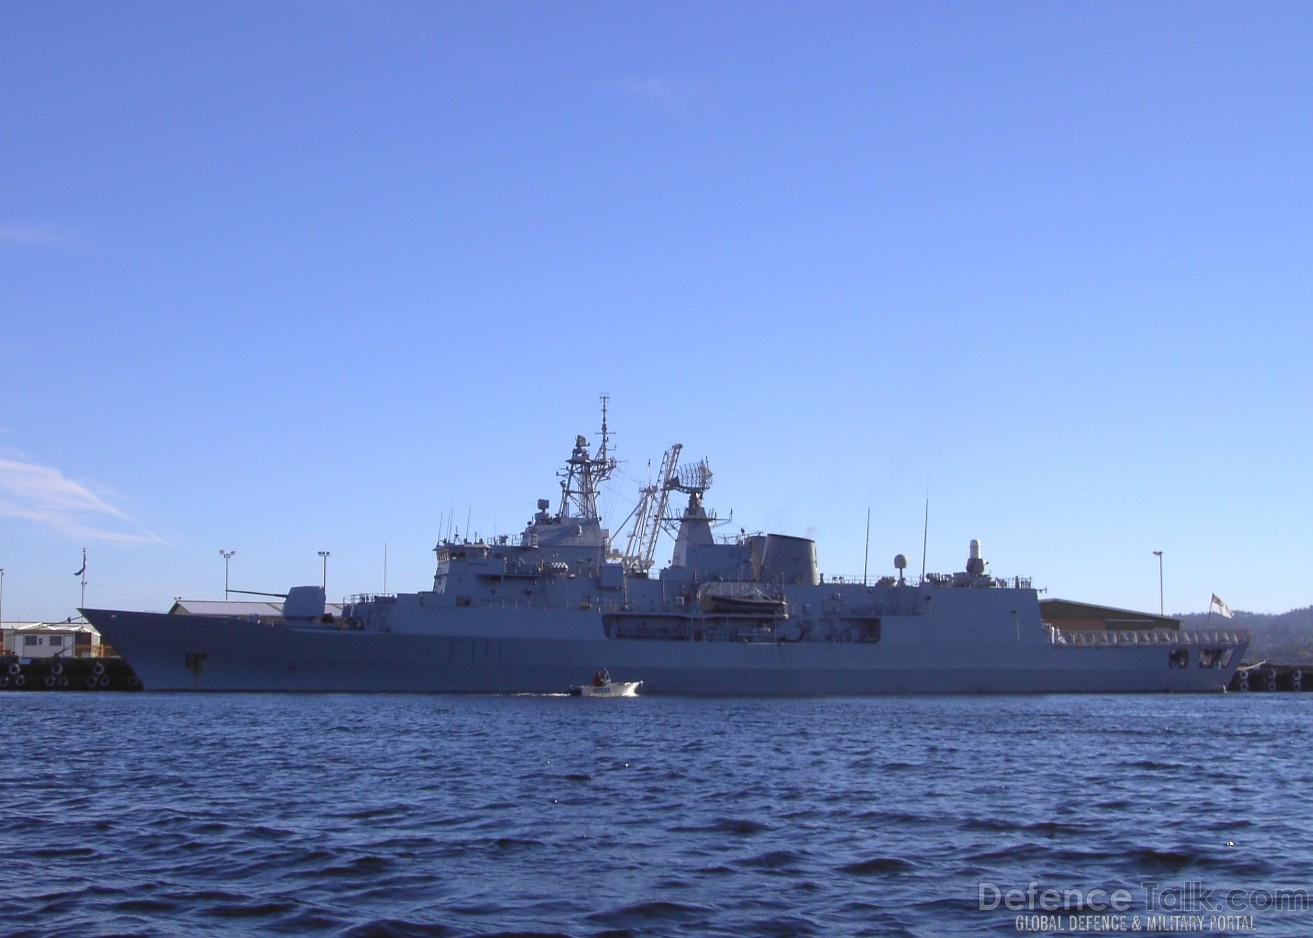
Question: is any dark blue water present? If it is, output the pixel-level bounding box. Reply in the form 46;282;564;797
2;693;1309;937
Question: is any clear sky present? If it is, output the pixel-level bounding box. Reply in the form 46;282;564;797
2;1;1310;623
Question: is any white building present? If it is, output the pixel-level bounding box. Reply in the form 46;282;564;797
1;622;102;659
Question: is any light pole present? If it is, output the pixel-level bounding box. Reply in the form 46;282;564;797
219;550;235;600
0;567;5;628
1152;550;1164;616
318;551;331;592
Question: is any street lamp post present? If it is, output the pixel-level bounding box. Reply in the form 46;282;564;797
0;568;5;629
1152;550;1164;616
219;550;235;600
318;551;331;592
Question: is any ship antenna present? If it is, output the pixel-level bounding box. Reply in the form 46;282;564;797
920;495;929;585
863;499;871;587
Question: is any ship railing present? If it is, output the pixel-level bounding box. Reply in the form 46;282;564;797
449;597;634;613
830;574;1034;590
1047;626;1249;647
830;574;916;587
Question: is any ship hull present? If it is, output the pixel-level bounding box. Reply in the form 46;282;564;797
81;606;1246;695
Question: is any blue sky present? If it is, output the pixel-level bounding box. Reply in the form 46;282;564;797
2;1;1310;622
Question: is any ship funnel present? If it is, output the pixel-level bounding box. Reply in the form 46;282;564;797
760;534;819;585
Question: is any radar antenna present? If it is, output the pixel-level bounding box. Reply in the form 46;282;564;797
661;456;723;539
672;458;713;496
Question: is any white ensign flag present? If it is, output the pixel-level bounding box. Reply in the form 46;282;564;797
1209;594;1233;618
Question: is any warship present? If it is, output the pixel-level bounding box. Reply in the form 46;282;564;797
82;405;1247;694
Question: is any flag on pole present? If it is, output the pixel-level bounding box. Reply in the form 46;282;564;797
74;549;86;578
1209;593;1233;618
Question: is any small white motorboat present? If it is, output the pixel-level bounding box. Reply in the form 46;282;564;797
568;669;643;697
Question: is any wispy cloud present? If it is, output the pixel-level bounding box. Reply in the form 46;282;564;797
0;223;81;249
0;456;164;544
619;78;715;119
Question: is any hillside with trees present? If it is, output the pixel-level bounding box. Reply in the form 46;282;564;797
1179;605;1313;665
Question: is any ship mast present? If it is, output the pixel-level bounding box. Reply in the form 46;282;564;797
557;394;617;521
668;457;717;567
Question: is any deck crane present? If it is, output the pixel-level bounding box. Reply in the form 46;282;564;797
619;443;682;574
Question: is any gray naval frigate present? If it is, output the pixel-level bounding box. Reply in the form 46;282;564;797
82;409;1248;694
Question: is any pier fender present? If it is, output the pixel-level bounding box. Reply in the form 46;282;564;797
6;663;18;676
92;662;105;676
86;675;98;689
50;662;63;676
43;676;55;688
0;676;6;688
12;675;23;687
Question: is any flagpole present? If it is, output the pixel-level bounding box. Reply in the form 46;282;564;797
79;548;87;610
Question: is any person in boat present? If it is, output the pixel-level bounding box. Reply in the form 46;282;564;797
592;668;610;687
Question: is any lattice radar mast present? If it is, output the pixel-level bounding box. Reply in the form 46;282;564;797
557;395;617;521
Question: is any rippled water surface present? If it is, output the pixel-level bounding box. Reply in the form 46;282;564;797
3;692;1310;937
